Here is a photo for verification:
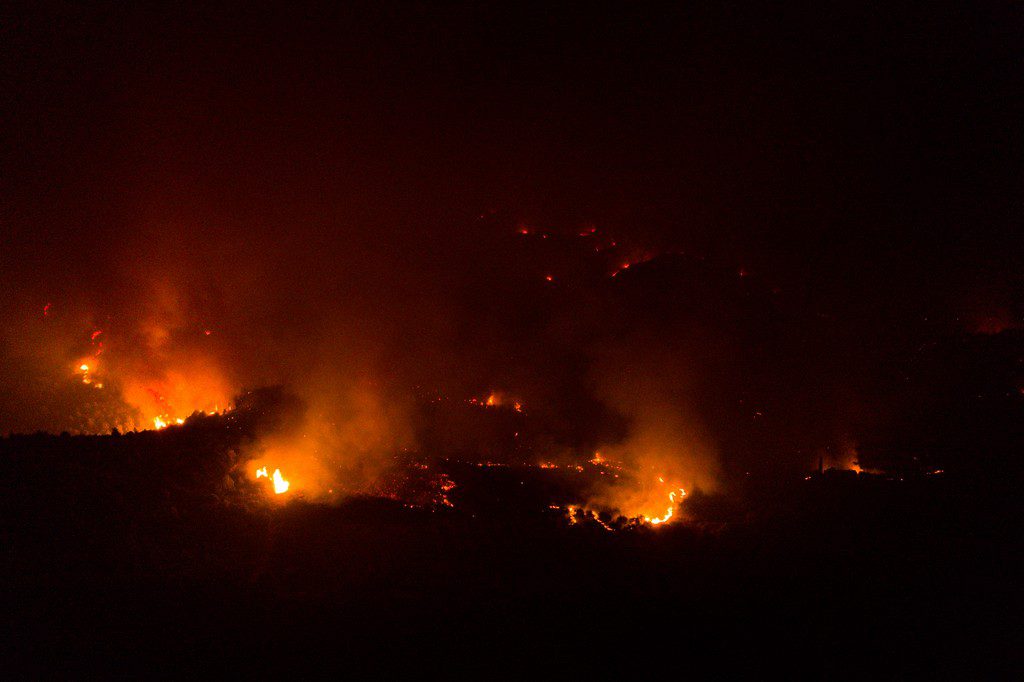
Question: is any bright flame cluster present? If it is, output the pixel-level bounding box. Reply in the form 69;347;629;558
256;466;290;495
151;416;186;430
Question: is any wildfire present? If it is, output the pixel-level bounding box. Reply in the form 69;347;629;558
467;391;524;412
646;488;686;525
57;305;234;433
556;484;687;529
272;469;290;494
75;361;104;388
609;253;655;278
255;466;290;494
151;414;187;430
543;465;690;530
437;473;456;507
563;505;615;531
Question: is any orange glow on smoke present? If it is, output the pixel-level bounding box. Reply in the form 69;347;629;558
582;447;702;526
551;454;692;528
75;360;103;389
52;282;237;433
646;487;686;525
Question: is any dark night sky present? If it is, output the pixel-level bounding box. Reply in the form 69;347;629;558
4;3;1018;304
2;2;1022;480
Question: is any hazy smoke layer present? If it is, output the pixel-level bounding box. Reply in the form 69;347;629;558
3;3;1021;500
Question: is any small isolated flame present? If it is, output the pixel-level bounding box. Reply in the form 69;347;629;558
75;361;103;388
153;416;168;430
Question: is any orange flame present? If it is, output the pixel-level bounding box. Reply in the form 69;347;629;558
255;466;290;495
647;488;686;525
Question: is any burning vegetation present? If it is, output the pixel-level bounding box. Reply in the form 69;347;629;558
3;3;1021;673
3;213;1022;528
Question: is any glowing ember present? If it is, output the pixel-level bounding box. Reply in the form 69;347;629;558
468;391;523;411
437;473;456;507
561;505;615;531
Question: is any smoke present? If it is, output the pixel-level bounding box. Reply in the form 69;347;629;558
585;337;719;518
4;1;1018;503
0;190;847;513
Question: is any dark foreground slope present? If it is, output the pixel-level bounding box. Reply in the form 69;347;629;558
1;424;1019;677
